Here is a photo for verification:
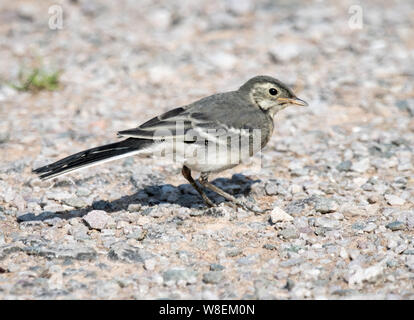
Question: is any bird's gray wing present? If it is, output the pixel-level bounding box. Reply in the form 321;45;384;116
117;92;269;145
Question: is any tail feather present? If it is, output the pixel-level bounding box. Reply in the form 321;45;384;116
33;138;149;180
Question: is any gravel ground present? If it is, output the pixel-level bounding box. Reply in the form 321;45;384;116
0;0;413;299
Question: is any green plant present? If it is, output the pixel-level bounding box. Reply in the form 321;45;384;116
13;68;60;92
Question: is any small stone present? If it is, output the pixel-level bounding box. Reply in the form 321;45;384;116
202;271;224;284
127;204;141;212
351;158;370;173
315;217;340;229
386;221;406;231
163;268;197;285
278;227;299;240
384;194;405;206
339;247;349;259
208;52;237;70
336;160;352;172
148;9;171;30
63;197;87;208
367;195;379;204
226;248;243;257
205;206;231;218
269;43;300;62
263;243;277;250
125;227;147;241
315;197;338;214
269;207;293;223
363;222;377;233
143;258;156;271
210;264;225;271
265;180;279;195
108;241;152;263
75;188;91;197
83;210;112;230
226;0;253;15
348;262;385;286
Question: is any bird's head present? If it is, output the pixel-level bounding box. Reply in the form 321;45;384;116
239;75;308;117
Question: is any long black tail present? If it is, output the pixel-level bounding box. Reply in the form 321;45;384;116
33;138;150;180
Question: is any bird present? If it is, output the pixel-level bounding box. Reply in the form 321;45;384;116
33;75;307;212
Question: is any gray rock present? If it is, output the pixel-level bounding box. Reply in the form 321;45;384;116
226;248;243;257
386;221;406;231
278;227;299;239
314;197;338;214
351;158;370;173
205;206;231;218
384;194;405;206
269;207;293;223
127;204;141;212
83;210;113;230
315;217;340;229
396;99;414;117
25;244;97;261
163;268;197;285
108;241;152;263
202;271;224;284
348;262;385;286
63;197;87;208
265;180;279;195
125;226;147;241
0;244;23;260
336;160;352;172
263;243;277;250
210;263;225;271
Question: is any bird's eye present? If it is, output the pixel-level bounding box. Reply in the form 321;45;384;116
269;88;278;95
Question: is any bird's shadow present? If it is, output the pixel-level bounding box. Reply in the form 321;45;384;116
18;174;261;223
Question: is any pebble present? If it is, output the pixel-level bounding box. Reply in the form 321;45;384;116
386;221;406;231
269;207;293;223
351;158;370;173
314;197;339;214
83;210;112;230
210;264;225;271
278;227;299;240
202;271;224;284
384;194;406;206
108;241;151;264
348;262;385;286
226;248;243;257
163;269;198;285
63;197;87;209
336;160;352;172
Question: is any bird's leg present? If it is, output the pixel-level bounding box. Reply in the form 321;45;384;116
199;172;271;214
181;166;215;207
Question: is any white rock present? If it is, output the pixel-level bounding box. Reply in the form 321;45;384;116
290;184;302;194
148;65;174;83
83;210;112;230
351;158;370;173
384;194;405;206
148;9;171;30
208;52;237;70
339;247;349;259
270;207;293;223
269;43;300;62
226;0;254;15
348;261;385;287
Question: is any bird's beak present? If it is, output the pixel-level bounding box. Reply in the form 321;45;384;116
277;97;308;107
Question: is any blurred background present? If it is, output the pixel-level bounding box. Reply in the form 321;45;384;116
0;0;413;300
